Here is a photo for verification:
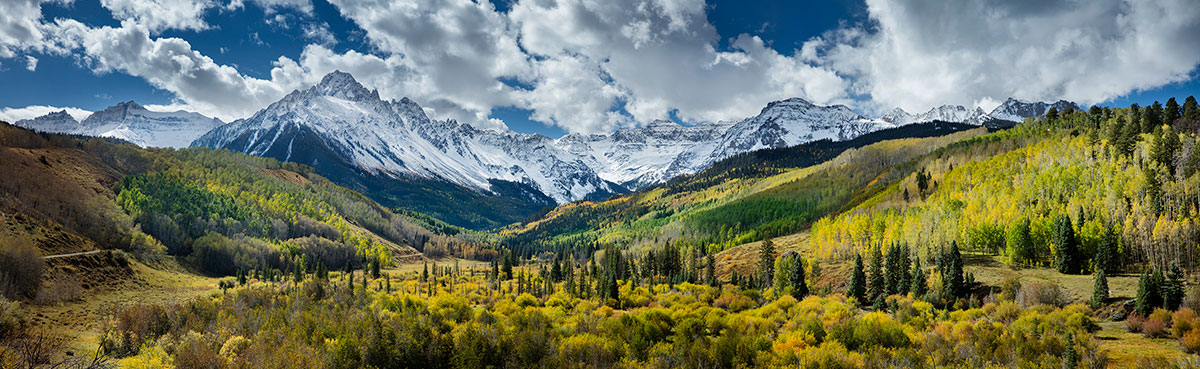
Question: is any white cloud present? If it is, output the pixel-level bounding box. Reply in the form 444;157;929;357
301;22;336;47
0;0;51;58
0;105;91;123
100;0;216;33
507;0;850;132
325;0;531;128
24;55;37;71
809;0;1200;114
57;21;290;121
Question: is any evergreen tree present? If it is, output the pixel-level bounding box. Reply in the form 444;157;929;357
1090;269;1109;309
1165;97;1181;124
1164;262;1185;311
1006;217;1036;266
868;246;885;301
501;252;514;280
370;257;381;279
1183;96;1199;122
790;255;808;300
1143;101;1163;133
910;255;927;299
758;238;776;289
943;242;965;300
1062;333;1078;369
1135;269;1163;316
848;253;867;304
1053;213;1081;274
422;262;429;282
1120;113;1142;157
1095;224;1119;274
897;244;911;295
1106;116;1125;147
551;256;563;282
885;244;900;295
706;254;717;287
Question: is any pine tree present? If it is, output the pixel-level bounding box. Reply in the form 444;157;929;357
706;254;717;287
1120;113;1142;157
422;262;429;282
943;242;965;299
1095;224;1119;273
1164;262;1185;311
910;255;927;299
1165;97;1181;124
848;254;867;304
791;255;808;300
370;257;381;279
868;246;885;301
885;244;900;295
1053;213;1081;274
758;238;776;289
1183;96;1199;122
1143;101;1163;133
1062;333;1078;369
1090;269;1108;309
501;252;514;280
1135;269;1163;316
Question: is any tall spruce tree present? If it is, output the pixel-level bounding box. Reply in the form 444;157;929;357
1090;269;1109;309
1164;262;1185;311
868;245;885;301
706;254;717;287
791;255;808;300
943;242;965;300
910;254;927;299
1165;97;1181;124
1135;269;1164;316
848;253;867;304
1053;213;1081;274
1183;96;1199;122
1095;224;1119;273
759;238;776;289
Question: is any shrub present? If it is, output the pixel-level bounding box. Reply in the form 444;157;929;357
1016;280;1068;308
0;297;28;338
1182;328;1200;354
1143;315;1167;338
1172;308;1196;338
1126;313;1145;333
0;235;45;300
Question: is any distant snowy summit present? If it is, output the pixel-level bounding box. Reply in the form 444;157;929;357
15;101;223;148
881;98;1080;126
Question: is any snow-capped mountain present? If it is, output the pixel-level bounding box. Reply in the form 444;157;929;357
191;71;1081;209
192;71;622;204
15;101;223;148
13;110;82;133
555;119;736;188
557;98;901;189
987;98;1080;122
882;105;989;125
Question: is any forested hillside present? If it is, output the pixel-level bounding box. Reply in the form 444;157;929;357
810;97;1200;275
0;121;479;301
502;122;985;259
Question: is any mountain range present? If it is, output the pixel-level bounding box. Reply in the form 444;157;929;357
13;71;1077;228
14;101;223;148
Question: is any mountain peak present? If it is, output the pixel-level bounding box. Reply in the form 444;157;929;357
313;71;379;101
114;100;145;110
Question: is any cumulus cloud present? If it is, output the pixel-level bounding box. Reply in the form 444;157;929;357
100;0;216;33
5;0;1200;135
808;0;1200;114
0;105;91;123
24;55;37;71
55;20;290;121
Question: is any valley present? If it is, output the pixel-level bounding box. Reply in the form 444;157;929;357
4;95;1200;368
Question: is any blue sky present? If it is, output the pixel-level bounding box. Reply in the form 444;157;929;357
1;0;1197;137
